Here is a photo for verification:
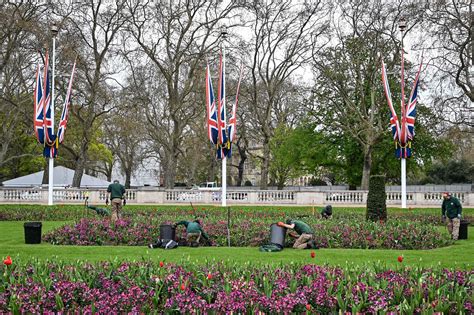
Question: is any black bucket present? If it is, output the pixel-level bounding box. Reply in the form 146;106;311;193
270;223;287;247
160;224;176;241
459;220;469;240
24;222;42;244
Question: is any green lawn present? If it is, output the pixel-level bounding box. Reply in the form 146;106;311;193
0;220;472;269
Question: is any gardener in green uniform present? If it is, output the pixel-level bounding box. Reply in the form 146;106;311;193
278;219;314;249
106;180;126;222
174;219;210;246
441;192;462;240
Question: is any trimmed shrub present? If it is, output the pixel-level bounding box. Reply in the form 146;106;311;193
366;175;387;221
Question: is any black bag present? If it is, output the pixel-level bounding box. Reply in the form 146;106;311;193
161;239;178;249
259;243;283;252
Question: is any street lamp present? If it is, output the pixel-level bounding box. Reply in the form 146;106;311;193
220;25;228;39
51;22;59;37
398;16;407;33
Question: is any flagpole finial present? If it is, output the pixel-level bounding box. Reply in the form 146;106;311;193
51;22;59;37
398;17;407;33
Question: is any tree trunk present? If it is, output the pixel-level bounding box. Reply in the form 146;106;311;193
236;142;247;187
72;144;88;187
42;159;49;185
106;168;112;182
163;149;178;189
260;138;270;190
124;167;132;189
237;159;245;186
360;145;373;190
277;179;285;190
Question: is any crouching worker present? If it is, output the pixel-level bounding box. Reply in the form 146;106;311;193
174;219;210;247
321;205;333;219
278;219;316;249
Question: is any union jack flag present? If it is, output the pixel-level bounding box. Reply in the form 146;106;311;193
57;59;76;144
42;54;56;147
404;62;421;141
381;57;422;159
381;60;400;142
34;62;45;144
217;50;228;159
43;144;57;158
225;64;243;158
206;62;218;146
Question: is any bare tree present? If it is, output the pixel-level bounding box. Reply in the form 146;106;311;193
423;1;473;128
103;92;151;188
243;0;329;189
0;1;46;168
126;0;239;188
53;0;128;187
310;0;424;189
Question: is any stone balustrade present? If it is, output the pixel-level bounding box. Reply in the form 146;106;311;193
0;188;472;207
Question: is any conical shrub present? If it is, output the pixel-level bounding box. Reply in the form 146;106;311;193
366;175;387;221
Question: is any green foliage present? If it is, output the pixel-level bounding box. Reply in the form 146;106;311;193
366;175;387;221
0;132;44;182
423;159;473;184
269;123;341;188
269;125;304;189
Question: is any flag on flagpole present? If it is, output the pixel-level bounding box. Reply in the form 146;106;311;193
57;59;77;144
226;63;244;158
34;62;45;144
405;62;421;141
381;60;400;142
42;53;56;147
381;57;422;159
217;50;228;159
206;62;218;146
34;51;76;158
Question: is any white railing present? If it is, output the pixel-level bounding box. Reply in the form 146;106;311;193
0;188;472;206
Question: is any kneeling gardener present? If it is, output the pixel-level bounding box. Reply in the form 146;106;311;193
278;219;314;249
174;219;210;246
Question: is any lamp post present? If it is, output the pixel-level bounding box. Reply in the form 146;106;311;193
220;26;228;208
48;22;59;206
399;17;407;209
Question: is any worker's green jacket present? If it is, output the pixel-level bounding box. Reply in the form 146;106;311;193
442;196;462;219
175;221;209;239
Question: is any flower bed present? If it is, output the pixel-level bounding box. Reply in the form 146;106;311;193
1;204;470;225
43;216;453;249
1;259;472;313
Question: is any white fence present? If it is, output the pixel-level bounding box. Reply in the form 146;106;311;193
0;188;472;206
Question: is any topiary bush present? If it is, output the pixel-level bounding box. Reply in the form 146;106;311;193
366;175;387;221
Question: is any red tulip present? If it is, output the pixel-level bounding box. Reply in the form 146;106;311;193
159;261;164;268
180;284;186;291
207;273;212;280
3;256;12;266
310;251;315;258
397;256;403;263
306;304;311;311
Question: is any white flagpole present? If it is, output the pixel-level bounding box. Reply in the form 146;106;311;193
48;23;59;206
221;27;227;207
399;18;407;209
